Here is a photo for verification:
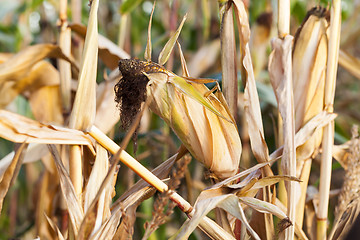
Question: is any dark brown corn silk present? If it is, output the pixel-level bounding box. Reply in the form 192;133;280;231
114;59;167;150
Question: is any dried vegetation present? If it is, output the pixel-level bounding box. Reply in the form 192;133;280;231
0;0;359;239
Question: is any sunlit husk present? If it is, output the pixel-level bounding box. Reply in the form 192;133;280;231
292;7;329;229
292;8;329;164
146;72;241;179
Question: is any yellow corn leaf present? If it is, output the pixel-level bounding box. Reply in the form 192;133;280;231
0;110;93;146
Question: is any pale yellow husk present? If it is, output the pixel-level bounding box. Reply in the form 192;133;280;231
145;72;241;179
293;10;328;165
291;8;329;229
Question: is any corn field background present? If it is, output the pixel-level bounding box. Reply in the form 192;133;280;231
0;0;360;239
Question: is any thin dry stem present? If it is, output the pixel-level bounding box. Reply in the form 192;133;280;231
277;0;290;38
69;145;83;202
317;0;341;239
89;126;236;240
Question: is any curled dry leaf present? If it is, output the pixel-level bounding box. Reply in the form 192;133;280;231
268;34;297;238
45;214;66;240
0;110;93;147
174;162;298;240
0;44;76;83
233;0;269;165
174;194;260;240
0;61;60;108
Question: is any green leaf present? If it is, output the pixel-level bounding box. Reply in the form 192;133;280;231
120;0;143;15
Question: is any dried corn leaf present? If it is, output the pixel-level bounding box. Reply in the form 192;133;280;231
233;0;269;164
84;144;110;234
0;44;75;83
158;14;187;66
0;110;93;146
338;49;360;79
174;193;260;240
229;175;300;192
29;85;63;124
0;142;27;213
239;197;288;219
177;41;190;77
45;214;66;240
0;61;60;108
113;152;178;206
48;145;84;234
268;35;297;238
69;0;99;131
90;210;122;240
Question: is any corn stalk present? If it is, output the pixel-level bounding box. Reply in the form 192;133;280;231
317;1;341;239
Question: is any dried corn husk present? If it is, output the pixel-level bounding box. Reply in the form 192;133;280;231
291;6;329;229
116;59;241;179
293;7;329;165
146;71;241;179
